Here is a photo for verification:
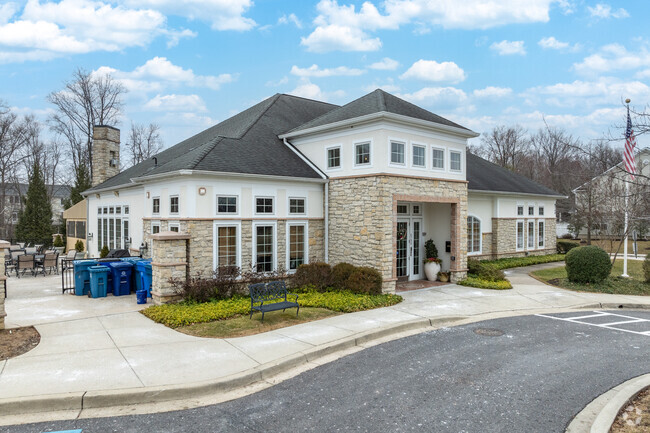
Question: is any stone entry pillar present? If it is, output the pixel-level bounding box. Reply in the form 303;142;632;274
150;231;190;305
0;240;8;329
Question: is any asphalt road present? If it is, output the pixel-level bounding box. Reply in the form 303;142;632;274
4;310;650;433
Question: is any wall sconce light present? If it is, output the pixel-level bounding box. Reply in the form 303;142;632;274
139;241;148;257
95;194;100;199
198;187;206;196
146;191;150;198
114;191;119;197
87;233;93;240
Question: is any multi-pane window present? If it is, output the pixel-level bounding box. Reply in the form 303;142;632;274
517;205;524;216
412;145;425;167
256;197;273;214
397;204;409;215
217;196;237;214
289;198;305;214
516;221;524;250
412;205;421;215
391;141;405;164
528;221;535;249
151;222;160;234
450;150;461;171
169;224;179;233
528;206;534;216
152;197;160;214
467;216;481;253
432;148;444;169
288;224;305;270
327;147;341;169
217;226;237;267
355;142;370;165
255;225;274;272
170;196;179;214
538;221;545;248
539;206;544;216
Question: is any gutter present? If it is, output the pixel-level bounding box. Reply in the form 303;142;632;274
131;169;328;184
468;189;567;200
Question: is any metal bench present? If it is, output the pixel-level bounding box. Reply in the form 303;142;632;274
249;281;299;321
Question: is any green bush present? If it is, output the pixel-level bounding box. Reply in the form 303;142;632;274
424;239;438;259
292;262;332;292
53;235;64;248
99;245;109;258
346;266;383;295
467;259;505;281
331;262;356;290
458;276;512;290
74;239;84;252
643;255;650;283
565;246;612;283
557;240;579;254
477;254;565;270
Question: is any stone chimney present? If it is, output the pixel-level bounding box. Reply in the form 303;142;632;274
91;125;120;187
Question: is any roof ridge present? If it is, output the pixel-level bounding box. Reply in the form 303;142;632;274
279;93;339;107
236;93;282;139
376;89;387;111
191;136;223;169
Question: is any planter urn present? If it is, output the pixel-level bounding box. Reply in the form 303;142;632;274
424;261;441;281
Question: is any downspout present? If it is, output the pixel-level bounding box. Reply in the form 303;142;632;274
325;181;329;263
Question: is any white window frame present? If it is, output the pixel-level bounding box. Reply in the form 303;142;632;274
216;195;239;215
396;203;410;215
516;219;525;251
517;204;524;217
411;143;427;169
389;139;406;166
431;146;445;171
286;221;309;273
170;195;179;215
538;205;545;216
528;203;535;217
326;144;342;171
152;196;160;215
151;221;161;235
254;196;275;215
213;221;241;270
538;220;545;249
527;220;535;250
252;221;277;272
467;215;482;255
168;222;180;232
288;196;306;215
449;149;462;172
412;204;422;216
353;139;373;168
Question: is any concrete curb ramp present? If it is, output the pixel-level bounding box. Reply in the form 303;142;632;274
566;373;650;433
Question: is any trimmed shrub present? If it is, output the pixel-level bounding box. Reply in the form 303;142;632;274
643;255;650;283
331;262;356;290
74;239;84;252
478;254;565;270
53;235;64;248
458;276;512;290
346;266;383;295
565;246;612;283
292;262;332;292
467;258;505;281
560;233;575;239
557;240;579;254
99;245;109;258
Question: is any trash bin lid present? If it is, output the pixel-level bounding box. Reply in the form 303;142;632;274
74;259;98;265
89;266;110;273
108;261;133;268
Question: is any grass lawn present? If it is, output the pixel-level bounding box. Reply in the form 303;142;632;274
178;307;341;338
569;238;650;255
531;260;650;296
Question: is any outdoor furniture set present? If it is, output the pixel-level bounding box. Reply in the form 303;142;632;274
4;247;60;278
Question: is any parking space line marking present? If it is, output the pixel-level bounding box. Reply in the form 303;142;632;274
563;313;608;320
536;312;650;337
600;319;646;326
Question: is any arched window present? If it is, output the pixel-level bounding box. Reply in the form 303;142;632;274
467;216;481;254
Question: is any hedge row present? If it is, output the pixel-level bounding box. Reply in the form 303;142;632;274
293;262;383;295
457;277;512;290
475;254;565;270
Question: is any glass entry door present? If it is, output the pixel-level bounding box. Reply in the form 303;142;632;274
396;219;409;279
396;218;423;281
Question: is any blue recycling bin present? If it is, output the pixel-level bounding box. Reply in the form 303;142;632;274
121;257;145;289
136;289;147;304
135;261;152;298
73;260;98;296
108;262;133;296
89;266;110;298
98;259;121;288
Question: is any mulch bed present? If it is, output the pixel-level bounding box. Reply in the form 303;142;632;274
0;327;40;361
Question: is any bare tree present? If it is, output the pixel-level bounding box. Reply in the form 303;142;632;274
47;68;126;178
479;125;529;171
123;123;164;167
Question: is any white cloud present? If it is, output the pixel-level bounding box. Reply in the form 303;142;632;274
490;40;526;56
288;80;345;102
278;13;302;28
93;57;235;93
266;76;289;87
0;3;17;24
144;94;207;112
369;57;399;70
362;83;400;93
302;0;556;52
398;87;468;108
300;24;381;52
290;64;365;77
122;0;256;31
473;86;512;98
588;3;629;19
163;28;197;48
538;36;580;51
400;59;466;83
573;44;650;75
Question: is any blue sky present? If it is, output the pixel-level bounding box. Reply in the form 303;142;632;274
1;0;649;150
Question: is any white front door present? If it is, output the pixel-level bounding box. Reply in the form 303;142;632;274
396;218;424;281
410;218;423;281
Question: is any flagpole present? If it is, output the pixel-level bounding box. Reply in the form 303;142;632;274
622;98;631;278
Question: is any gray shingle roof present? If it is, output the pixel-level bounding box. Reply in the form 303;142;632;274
3;183;70;198
86;94;338;193
285;89;472;135
466;152;562;197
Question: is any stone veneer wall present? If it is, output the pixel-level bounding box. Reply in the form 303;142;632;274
150;232;189;305
0;240;7;329
91;126;120;187
328;175;468;293
491;217;557;258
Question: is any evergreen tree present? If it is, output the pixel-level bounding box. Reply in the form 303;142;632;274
15;160;53;242
63;163;91;209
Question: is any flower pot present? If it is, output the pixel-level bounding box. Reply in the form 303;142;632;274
439;273;449;283
424;261;441;281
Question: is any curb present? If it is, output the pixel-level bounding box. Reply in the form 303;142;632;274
566;373;650;433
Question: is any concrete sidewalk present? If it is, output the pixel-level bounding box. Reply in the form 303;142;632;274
1;262;649;423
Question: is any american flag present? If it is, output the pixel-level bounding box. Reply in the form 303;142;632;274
624;107;637;180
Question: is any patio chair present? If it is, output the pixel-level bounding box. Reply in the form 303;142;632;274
66;249;77;260
25;247;37;255
34;244;43;253
5;254;15;277
37;253;58;275
74;251;86;260
16;254;36;278
17;242;25;249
